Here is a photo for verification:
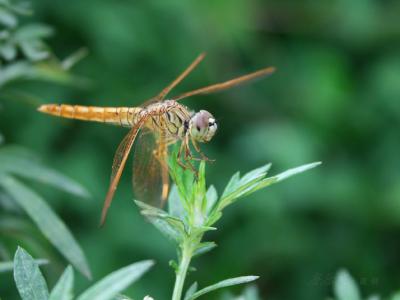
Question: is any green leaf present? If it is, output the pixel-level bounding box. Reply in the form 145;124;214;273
0;61;34;87
0;258;48;273
113;295;134;300
241;285;261;300
0;7;17;27
0;42;17;60
219;162;321;210
0;175;91;278
186;276;259;300
135;200;185;242
14;23;53;41
0;146;90;198
19;40;49;61
61;47;88;70
168;184;186;219
205;185;218;215
184;282;198;300
193;242;217;257
77;260;154;300
334;269;361;300
391;291;400;300
13;246;49;300
366;295;380;300
238;164;271;188
49;266;74;300
273;162;322;182
221;172;240;199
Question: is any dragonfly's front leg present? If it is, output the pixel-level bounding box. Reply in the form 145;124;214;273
189;138;215;163
176;135;197;175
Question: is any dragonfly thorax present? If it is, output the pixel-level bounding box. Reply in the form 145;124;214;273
189;110;217;143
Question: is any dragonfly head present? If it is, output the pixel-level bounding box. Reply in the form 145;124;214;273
189;110;218;143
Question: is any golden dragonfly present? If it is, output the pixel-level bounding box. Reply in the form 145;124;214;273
38;53;275;225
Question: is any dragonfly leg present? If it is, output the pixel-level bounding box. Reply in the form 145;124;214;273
176;135;197;175
190;138;215;162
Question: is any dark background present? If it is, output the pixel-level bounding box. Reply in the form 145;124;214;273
1;0;400;299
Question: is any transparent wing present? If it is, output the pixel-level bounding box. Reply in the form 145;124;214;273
141;53;206;107
132;127;169;207
100;117;146;226
172;66;276;101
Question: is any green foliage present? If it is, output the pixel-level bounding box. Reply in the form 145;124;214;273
76;260;154;300
334;270;361;300
12;247;154;300
49;266;74;300
220;285;260;300
0;147;91;278
2;0;400;299
0;258;47;273
186;276;259;300
332;269;400;300
13;247;49;300
135;153;320;299
0;0;85;88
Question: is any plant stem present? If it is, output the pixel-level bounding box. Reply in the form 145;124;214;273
172;241;193;300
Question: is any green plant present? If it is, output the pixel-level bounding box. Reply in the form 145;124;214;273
0;146;92;278
0;0;87;91
12;246;153;300
331;269;400;300
135;150;321;299
0;0;91;280
6;148;320;299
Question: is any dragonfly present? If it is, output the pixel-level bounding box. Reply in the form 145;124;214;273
38;53;275;225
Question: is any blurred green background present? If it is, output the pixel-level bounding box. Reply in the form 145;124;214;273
1;0;400;299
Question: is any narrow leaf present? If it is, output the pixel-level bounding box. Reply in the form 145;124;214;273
193;242;217;257
205;185;218;215
238;164;271;187
13;247;49;300
20;40;49;61
0;7;17;27
0;147;89;198
49;266;74;300
77;260;154;300
391;292;400;300
0;175;91;278
113;295;134;300
61;48;88;70
168;184;185;219
187;276;259;300
14;23;53;41
0;259;48;273
274;162;321;182
184;282;198;300
135;200;185;242
334;269;361;300
221;172;240;199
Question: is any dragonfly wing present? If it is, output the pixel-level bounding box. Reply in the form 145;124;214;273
100;117;146;226
132;127;169;207
141;53;206;106
172;66;276;101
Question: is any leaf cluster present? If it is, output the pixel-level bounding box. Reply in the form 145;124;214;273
0;0;87;88
0;146;92;278
135;147;321;299
332;269;400;300
12;246;154;300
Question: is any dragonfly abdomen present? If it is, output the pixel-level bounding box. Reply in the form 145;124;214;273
38;104;142;127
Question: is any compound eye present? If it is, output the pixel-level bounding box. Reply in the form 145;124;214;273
208;118;216;127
